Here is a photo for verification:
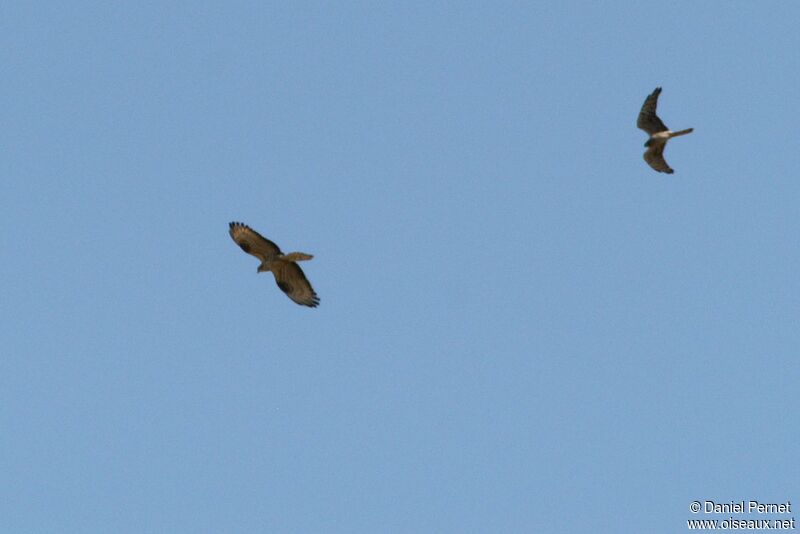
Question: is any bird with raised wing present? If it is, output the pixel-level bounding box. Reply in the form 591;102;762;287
637;87;693;174
229;221;320;307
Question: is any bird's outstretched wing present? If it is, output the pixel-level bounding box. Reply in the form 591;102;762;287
271;260;320;307
637;87;668;135
229;221;282;263
643;142;674;174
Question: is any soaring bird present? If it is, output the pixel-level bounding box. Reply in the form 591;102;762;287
637;87;693;174
229;221;320;307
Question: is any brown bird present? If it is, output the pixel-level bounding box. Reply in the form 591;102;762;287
229;222;319;307
637;87;693;174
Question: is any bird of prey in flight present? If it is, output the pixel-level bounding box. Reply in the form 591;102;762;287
229;221;320;307
637;87;693;174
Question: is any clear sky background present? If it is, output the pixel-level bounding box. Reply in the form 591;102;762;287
2;2;799;532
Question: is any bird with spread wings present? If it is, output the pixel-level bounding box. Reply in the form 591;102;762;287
229;222;320;307
637;87;694;174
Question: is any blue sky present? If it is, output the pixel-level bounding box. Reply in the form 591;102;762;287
2;2;799;532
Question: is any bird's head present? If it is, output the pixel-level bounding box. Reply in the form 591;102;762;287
644;139;653;148
257;264;268;273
